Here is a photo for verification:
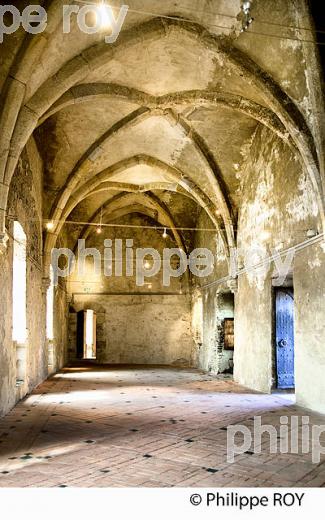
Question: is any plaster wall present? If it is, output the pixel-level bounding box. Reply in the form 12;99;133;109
69;294;194;366
191;210;234;373
234;125;320;394
67;214;194;365
0;139;69;416
294;243;325;414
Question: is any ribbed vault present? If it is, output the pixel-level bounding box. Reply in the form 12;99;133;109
0;3;323;263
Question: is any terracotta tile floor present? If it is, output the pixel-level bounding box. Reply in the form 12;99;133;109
0;365;325;487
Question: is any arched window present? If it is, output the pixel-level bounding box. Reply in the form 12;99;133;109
85;309;96;359
12;221;27;344
46;265;54;341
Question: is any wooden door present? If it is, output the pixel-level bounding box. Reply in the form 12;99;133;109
275;288;295;389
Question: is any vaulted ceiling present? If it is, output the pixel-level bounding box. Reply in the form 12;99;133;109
1;0;323;260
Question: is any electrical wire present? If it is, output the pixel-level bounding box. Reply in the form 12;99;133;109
75;0;325;45
6;229;43;272
50;230;325;293
6;213;222;233
166;3;325;35
63;219;220;233
199;231;325;291
6;217;324;290
6;213;319;237
77;0;325;33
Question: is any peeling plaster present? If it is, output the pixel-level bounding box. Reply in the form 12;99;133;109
286;173;319;221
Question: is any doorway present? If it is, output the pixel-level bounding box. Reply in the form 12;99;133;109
217;291;235;374
76;309;97;360
274;288;295;389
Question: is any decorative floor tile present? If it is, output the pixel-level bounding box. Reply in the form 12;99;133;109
0;365;324;487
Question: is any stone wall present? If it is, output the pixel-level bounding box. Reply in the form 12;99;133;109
191;210;234;373
51;284;69;372
69;294;194;366
234;274;273;393
234;125;321;393
0;230;16;415
0;139;45;415
294;243;325;414
66;214;194;365
0;138;69;416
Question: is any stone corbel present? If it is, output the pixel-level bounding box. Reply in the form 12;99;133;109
0;230;9;255
227;278;238;294
66;292;74;305
42;276;51;295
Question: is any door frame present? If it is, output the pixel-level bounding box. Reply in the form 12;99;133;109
272;284;296;392
272;285;295;390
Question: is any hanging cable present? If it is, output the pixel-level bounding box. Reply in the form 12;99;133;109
199;232;325;291
74;0;325;45
96;207;103;234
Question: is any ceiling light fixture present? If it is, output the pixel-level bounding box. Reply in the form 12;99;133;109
46;221;54;231
96;207;103;234
96;1;111;29
240;0;254;33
